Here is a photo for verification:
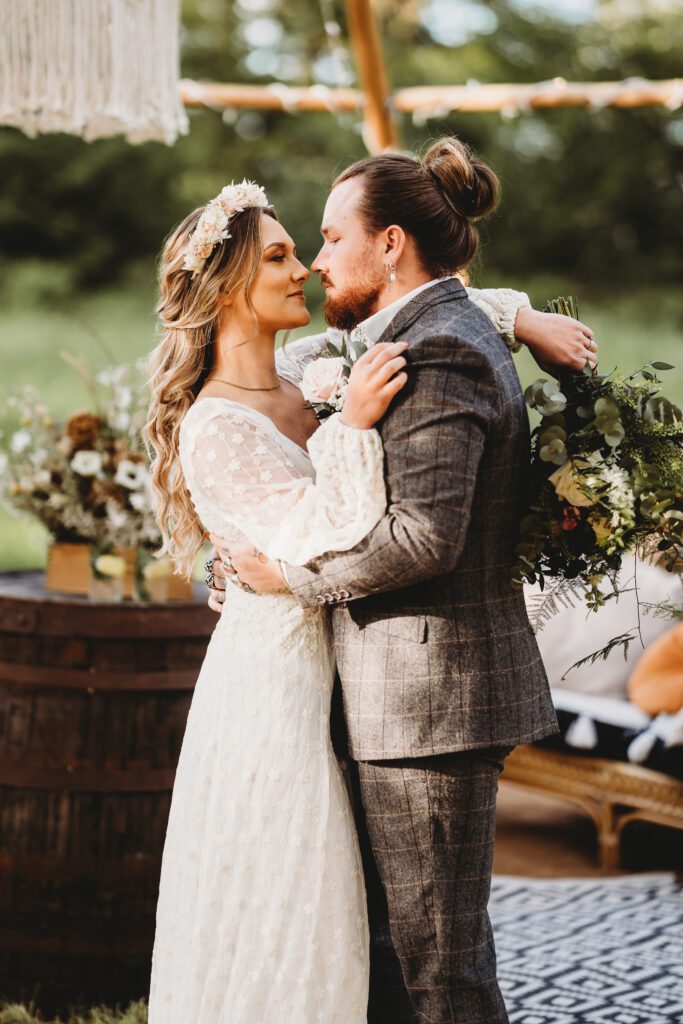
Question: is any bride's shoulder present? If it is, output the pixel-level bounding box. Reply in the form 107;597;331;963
180;397;261;446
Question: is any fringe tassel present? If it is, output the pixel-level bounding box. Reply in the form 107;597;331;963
0;0;188;144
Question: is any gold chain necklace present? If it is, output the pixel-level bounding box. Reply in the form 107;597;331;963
205;375;281;392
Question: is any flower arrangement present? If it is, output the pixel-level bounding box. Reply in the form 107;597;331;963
300;326;370;418
0;358;160;554
183;180;269;277
514;297;683;647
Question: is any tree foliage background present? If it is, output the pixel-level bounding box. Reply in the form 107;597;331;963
0;0;681;292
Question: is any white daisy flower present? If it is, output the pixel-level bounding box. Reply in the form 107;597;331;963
115;459;147;490
71;450;103;477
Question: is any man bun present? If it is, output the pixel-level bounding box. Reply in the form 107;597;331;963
423;137;499;220
332;135;499;276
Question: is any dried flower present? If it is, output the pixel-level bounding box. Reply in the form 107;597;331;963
71;450;103;477
184;180;269;277
115;459;148;490
1;361;162;552
67;412;104;451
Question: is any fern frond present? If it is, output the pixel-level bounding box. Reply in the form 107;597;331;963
561;629;641;680
526;577;585;633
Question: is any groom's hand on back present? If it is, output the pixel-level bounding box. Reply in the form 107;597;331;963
208;533;289;595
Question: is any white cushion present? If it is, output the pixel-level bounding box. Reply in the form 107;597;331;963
524;554;682;699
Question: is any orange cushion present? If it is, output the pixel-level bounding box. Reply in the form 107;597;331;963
627;622;683;715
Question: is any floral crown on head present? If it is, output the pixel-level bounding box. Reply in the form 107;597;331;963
183;180;270;277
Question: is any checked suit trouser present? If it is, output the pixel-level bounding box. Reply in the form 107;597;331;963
347;746;514;1024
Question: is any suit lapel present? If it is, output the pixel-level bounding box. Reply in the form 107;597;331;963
374;277;468;347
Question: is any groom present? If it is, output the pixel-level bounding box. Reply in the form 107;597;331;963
208;143;581;1022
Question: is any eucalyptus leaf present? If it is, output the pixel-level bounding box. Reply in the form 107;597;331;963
543;413;567;429
539;425;566;446
594;397;619;417
605;424;625;447
540;439;568;464
650;361;674;371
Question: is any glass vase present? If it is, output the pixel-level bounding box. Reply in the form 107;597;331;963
135;548;171;603
88;546;126;603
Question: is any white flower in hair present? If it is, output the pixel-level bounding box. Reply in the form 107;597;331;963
184;180;270;277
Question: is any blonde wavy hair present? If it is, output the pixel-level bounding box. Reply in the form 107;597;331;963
145;203;277;577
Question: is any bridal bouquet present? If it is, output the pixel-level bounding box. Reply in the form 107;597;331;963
300;327;370;419
514;297;683;638
0;358;160;552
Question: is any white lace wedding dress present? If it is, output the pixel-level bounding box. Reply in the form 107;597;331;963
148;361;386;1023
148;287;527;1023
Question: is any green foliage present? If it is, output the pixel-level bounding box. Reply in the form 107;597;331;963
514;296;683;623
0;0;680;287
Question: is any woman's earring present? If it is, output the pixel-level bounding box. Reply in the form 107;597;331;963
387;263;397;283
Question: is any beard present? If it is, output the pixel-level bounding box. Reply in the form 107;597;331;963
322;267;384;332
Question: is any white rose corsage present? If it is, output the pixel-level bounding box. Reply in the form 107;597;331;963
300;327;370;420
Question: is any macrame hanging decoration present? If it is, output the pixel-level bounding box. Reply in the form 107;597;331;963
0;0;188;144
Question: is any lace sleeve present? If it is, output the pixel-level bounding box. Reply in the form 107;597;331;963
275;331;333;386
181;402;386;565
465;287;531;353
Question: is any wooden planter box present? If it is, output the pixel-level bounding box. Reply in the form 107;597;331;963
45;541;192;602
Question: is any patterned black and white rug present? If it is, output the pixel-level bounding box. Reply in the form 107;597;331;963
490;873;683;1024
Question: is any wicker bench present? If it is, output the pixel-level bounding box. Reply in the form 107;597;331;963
501;743;683;871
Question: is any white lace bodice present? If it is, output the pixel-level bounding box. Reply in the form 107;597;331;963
179;398;386;566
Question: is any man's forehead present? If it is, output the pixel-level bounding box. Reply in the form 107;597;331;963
322;178;363;230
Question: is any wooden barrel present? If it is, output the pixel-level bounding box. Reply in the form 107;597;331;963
0;571;215;1013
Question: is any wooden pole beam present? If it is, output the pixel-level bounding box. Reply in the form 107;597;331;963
178;78;683;123
180;80;364;112
392;78;683;115
344;0;399;153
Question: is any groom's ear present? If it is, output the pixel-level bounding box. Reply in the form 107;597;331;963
383;224;406;262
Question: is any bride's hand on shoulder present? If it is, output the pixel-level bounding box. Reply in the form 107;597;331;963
515;307;597;376
341;340;409;430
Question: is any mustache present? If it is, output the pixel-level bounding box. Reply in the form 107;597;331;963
319;275;333;289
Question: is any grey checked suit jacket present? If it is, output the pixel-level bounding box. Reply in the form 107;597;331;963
287;278;558;761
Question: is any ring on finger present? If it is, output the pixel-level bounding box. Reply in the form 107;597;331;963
203;555;214;574
205;570;215;589
223;554;234;573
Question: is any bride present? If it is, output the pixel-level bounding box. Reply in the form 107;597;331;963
145;177;591;1022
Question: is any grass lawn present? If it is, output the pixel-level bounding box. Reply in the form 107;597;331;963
1;265;681;572
0;1003;147;1024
